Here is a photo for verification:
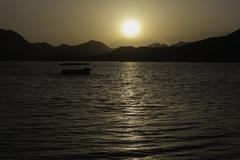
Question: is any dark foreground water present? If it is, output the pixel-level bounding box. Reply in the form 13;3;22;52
0;62;240;160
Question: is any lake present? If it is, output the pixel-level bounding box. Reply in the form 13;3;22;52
0;62;240;159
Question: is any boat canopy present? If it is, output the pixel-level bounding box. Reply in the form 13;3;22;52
59;63;90;66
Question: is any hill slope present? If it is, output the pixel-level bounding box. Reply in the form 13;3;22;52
106;28;240;62
0;29;111;60
0;28;240;62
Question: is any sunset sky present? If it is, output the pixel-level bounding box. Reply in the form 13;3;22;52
1;0;240;47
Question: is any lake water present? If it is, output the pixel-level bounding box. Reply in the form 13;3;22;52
0;62;240;160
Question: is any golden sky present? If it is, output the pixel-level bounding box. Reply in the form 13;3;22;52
1;0;240;47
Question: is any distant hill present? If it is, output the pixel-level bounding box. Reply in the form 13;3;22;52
55;40;112;60
0;29;31;59
105;28;240;62
171;41;189;47
0;29;112;60
0;28;240;62
147;42;168;48
0;29;30;48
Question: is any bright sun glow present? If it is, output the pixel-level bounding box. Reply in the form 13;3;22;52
121;20;141;38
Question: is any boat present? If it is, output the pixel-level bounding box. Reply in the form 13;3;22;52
59;63;91;75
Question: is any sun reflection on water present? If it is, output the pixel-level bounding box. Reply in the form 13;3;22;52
115;62;148;151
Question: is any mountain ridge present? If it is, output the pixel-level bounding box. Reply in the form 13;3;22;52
0;28;240;62
0;29;112;60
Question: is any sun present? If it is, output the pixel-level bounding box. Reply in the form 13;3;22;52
121;19;141;38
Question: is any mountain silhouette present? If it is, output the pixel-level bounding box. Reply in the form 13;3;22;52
171;41;189;47
228;28;240;38
0;29;29;48
0;29;112;60
105;28;240;62
0;29;31;59
55;40;112;60
147;42;168;48
0;28;240;62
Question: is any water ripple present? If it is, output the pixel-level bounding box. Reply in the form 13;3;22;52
0;62;240;159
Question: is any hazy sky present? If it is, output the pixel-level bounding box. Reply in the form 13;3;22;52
1;0;240;47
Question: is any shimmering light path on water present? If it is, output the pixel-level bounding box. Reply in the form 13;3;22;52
0;62;240;159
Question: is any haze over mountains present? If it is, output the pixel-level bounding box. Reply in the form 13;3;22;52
0;28;240;62
147;43;168;48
